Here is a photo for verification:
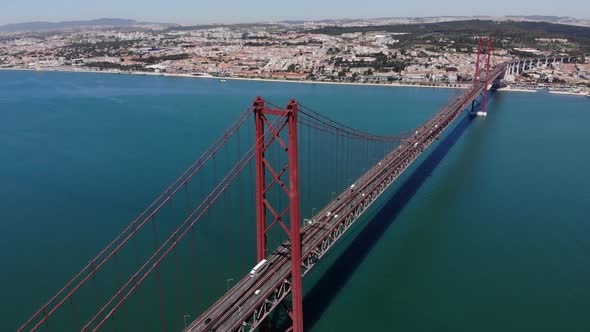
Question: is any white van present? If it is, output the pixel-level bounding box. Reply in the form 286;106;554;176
250;259;268;277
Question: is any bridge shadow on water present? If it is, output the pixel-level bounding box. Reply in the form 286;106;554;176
298;112;476;331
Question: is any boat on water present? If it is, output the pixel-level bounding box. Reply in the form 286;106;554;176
219;79;227;83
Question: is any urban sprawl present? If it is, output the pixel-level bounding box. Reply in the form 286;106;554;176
1;22;589;94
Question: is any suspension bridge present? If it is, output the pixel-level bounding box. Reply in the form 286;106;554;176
17;38;550;332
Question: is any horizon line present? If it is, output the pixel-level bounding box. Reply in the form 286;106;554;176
1;14;589;28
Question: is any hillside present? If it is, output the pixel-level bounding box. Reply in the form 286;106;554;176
0;18;142;33
311;20;590;54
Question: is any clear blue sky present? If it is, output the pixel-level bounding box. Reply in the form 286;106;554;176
2;0;589;25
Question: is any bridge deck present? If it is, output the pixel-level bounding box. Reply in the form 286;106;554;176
185;64;507;332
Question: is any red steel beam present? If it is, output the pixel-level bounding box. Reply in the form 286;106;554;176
482;37;493;114
287;99;304;332
254;97;267;262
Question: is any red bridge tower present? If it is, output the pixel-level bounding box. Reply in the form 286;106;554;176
253;97;304;332
473;37;493;116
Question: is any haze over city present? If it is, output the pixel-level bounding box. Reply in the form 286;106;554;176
2;0;590;25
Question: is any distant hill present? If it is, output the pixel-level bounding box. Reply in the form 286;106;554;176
0;18;159;32
311;20;590;53
3;15;590;34
279;15;590;28
311;20;590;39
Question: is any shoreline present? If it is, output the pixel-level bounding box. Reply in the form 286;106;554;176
548;90;589;96
0;67;469;90
199;75;470;89
497;87;538;93
2;67;588;96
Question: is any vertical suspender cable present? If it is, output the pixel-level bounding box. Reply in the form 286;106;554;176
190;223;198;313
113;252;127;332
69;296;78;332
310;122;313;226
237;125;244;271
152;216;167;332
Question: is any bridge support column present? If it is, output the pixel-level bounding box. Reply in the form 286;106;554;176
252;97;304;332
254;98;267;262
473;37;492;117
287;100;304;332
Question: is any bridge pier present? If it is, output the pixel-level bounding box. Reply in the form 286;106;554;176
513;63;518;75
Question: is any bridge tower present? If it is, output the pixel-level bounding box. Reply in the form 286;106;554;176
253;97;304;332
473;37;493;117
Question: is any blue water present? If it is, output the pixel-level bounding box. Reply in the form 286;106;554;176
1;70;589;331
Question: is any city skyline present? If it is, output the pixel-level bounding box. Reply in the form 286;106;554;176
2;0;590;25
